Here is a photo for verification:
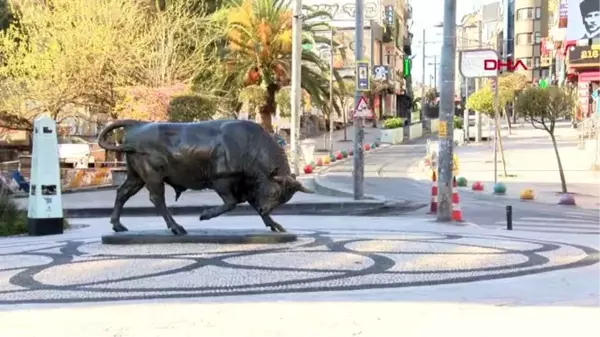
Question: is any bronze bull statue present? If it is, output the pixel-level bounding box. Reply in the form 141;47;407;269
97;119;313;235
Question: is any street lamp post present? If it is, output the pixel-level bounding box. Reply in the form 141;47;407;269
437;0;457;222
328;27;335;155
352;0;365;200
290;0;302;176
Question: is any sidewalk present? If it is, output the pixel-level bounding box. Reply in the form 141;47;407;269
414;122;600;208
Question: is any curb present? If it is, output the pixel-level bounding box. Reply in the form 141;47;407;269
312;144;391;200
63;200;421;219
405;157;595;209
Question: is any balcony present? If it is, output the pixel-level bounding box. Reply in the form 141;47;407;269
383;25;393;43
404;32;412;47
403;32;412;55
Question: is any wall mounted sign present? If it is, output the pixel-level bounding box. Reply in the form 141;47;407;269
568;44;600;68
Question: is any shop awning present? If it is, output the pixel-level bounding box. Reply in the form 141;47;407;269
578;71;600;82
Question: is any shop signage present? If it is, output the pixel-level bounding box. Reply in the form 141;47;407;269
568;44;600;68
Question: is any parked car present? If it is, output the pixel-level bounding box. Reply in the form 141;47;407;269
57;136;96;167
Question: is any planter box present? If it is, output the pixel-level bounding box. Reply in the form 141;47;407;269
454;129;465;146
379;128;404;144
409;123;423;139
424;105;439;119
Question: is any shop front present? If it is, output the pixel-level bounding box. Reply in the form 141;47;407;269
564;42;600;118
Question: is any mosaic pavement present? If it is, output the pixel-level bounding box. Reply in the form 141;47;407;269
1;216;597;304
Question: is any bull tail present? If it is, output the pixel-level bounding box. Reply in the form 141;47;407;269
97;119;144;152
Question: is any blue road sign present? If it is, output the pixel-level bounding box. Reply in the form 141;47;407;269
356;61;370;92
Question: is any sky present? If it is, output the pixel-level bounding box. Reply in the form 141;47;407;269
410;0;496;87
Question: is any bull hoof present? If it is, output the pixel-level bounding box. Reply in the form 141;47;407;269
270;224;286;233
199;213;210;221
112;223;129;232
171;225;188;235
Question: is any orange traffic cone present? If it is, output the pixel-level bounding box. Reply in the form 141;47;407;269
429;170;438;214
451;176;463;221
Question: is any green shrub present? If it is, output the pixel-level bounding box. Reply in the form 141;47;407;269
0;189;69;236
383;117;404;129
169;94;216;122
453;116;464;129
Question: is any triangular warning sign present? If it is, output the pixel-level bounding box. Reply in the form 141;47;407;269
353;96;373;118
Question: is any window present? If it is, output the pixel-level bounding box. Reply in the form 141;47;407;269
517;8;533;20
517;33;533;45
519;58;532;68
535;7;541;19
534;57;541;68
534;32;541;44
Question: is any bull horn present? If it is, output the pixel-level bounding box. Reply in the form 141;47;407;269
293;180;314;194
272;175;287;184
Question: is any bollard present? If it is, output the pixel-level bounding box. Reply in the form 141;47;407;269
506;205;512;230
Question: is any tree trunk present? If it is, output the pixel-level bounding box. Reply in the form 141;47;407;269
258;84;279;133
550;133;568;193
494;113;508;177
503;107;512;134
512;99;518;124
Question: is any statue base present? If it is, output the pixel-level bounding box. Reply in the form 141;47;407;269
101;228;298;245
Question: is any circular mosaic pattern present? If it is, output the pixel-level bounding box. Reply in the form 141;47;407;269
0;229;597;304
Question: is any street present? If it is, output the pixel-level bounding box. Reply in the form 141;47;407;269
314;129;600;235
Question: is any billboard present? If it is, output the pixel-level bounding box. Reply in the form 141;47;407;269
566;0;600;40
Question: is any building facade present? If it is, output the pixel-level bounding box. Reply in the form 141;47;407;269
513;0;550;81
302;0;412;118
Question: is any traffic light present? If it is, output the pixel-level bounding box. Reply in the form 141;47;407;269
385;5;394;26
403;57;411;78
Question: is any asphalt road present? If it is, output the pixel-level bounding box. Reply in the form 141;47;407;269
318;139;600;235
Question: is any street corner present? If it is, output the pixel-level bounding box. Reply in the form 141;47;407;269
0;215;598;305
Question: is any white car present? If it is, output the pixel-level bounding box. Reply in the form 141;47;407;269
57;136;95;167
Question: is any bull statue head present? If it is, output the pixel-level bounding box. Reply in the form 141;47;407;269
257;174;314;216
272;174;314;194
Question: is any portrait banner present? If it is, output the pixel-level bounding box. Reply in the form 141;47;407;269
566;0;600;40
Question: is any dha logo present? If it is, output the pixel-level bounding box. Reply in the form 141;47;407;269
483;59;528;71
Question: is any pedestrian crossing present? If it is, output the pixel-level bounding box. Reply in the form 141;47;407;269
492;211;600;235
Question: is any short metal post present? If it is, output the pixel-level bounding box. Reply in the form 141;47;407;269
506;205;512;230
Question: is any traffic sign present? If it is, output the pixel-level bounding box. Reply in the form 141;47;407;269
356;61;370;92
353;96;373;118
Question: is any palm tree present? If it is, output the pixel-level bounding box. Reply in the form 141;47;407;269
217;0;343;132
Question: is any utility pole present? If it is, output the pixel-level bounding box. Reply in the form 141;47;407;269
433;55;437;91
475;16;483;142
437;0;457;222
420;28;426;121
427;55;438;90
290;0;302;175
328;27;335;154
352;0;364;200
461;26;469;141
